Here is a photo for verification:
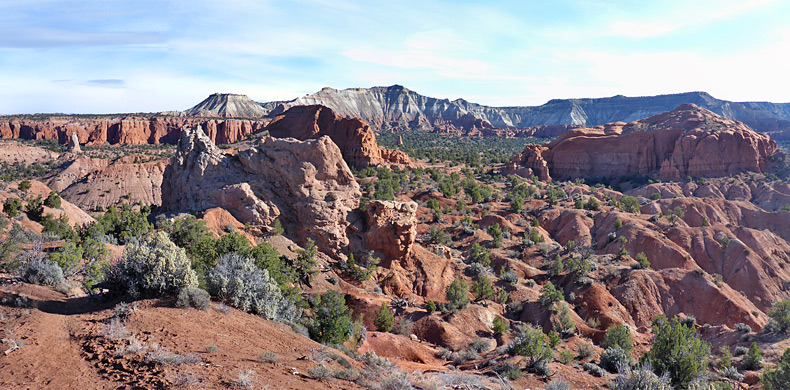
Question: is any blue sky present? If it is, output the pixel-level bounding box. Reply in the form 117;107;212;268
1;0;789;114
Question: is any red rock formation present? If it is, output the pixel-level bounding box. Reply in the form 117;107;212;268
162;126;361;257
362;200;418;264
0;116;267;146
265;105;421;169
506;104;779;181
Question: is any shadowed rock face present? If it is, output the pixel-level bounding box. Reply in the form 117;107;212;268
506;104;779;181
265;105;420;169
161;126;361;256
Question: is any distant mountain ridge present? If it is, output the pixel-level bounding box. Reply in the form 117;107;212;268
255;85;790;140
185;93;268;118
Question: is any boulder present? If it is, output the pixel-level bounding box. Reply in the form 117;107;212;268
161;126;361;257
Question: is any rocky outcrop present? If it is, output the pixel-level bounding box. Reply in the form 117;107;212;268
184;93;269;118
161;126;361;256
260;85;790;139
506;104;779;181
0;116;267;146
55;157;167;211
66;133;81;153
265;105;420;169
362;200;418;263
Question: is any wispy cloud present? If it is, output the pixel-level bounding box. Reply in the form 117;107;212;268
0;28;166;48
84;79;126;88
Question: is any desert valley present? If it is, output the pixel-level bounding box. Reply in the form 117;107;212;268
1;85;790;390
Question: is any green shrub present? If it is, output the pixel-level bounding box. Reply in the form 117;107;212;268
175;286;211;310
17;180;31;192
634;252;651;269
307;290;353;344
425;301;437;314
446;278;470;312
493;317;508;336
539;282;564;309
49;240;83;272
552;303;576;337
206;253;299;322
3;197;22;217
107;231;198;298
467;243;490;265
619;195;640;213
602;324;633;353
44;191;61;208
740;342;763;370
763;348;790;390
374;303;394;332
25;195;44;221
41;214;77;240
487;224;503;248
767;299;790;332
508;326;553;369
641;316;710;389
473;274;496;301
585;197;600;211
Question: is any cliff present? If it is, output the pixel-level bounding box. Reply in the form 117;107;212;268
0;116;267;146
506;104;780;181
265;105;421;169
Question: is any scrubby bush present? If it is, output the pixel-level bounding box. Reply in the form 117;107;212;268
175;286;211;310
21;257;65;286
543;380;570;390
107;231;198;298
206;253;299;322
374;302;394;332
473;274;496;301
734;322;752;333
583;362;606;377
307;290;353;344
600;346;633;373
612;363;672;390
641;316;710;389
487;223;503;248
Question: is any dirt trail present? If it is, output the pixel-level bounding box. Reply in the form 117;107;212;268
0;285;113;389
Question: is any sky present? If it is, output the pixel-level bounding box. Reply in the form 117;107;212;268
1;0;789;114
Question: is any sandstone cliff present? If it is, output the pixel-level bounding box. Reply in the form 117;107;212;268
265;105;420;169
161;126;361;256
506;104;779;181
0;116;267;146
